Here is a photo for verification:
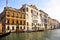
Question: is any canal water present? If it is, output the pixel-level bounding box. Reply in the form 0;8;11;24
0;29;60;40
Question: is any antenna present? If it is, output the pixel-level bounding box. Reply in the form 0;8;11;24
6;0;8;7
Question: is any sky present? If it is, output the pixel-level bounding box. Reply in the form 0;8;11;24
0;0;60;22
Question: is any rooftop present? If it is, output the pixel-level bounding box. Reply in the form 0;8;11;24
39;10;48;15
22;4;38;10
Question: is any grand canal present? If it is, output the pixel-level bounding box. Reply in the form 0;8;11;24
0;29;60;40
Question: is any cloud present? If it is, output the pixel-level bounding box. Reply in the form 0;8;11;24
42;0;60;22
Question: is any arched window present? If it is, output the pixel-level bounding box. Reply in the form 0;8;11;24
12;26;14;30
20;20;22;25
7;19;9;24
20;27;22;29
24;26;25;29
7;26;10;30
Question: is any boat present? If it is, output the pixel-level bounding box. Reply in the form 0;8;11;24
0;31;11;38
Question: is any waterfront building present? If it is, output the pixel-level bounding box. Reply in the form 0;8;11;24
20;4;49;31
59;23;60;28
0;4;60;32
1;7;26;32
47;17;51;29
52;19;60;29
39;10;48;30
0;20;3;33
20;4;42;31
48;17;59;29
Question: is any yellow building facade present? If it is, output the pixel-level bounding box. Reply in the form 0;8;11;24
0;20;3;33
1;7;26;32
48;17;59;30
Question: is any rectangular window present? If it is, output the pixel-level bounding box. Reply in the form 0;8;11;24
20;27;22;29
16;20;18;24
31;10;33;14
44;24;47;28
7;19;9;24
12;19;14;24
12;13;14;17
37;12;38;15
24;26;25;29
40;14;42;17
44;19;47;23
12;26;14;30
38;23;39;26
44;15;47;18
20;20;22;25
24;21;26;25
7;26;10;30
27;22;28;26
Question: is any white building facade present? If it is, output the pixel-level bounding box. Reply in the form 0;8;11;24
20;4;49;31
